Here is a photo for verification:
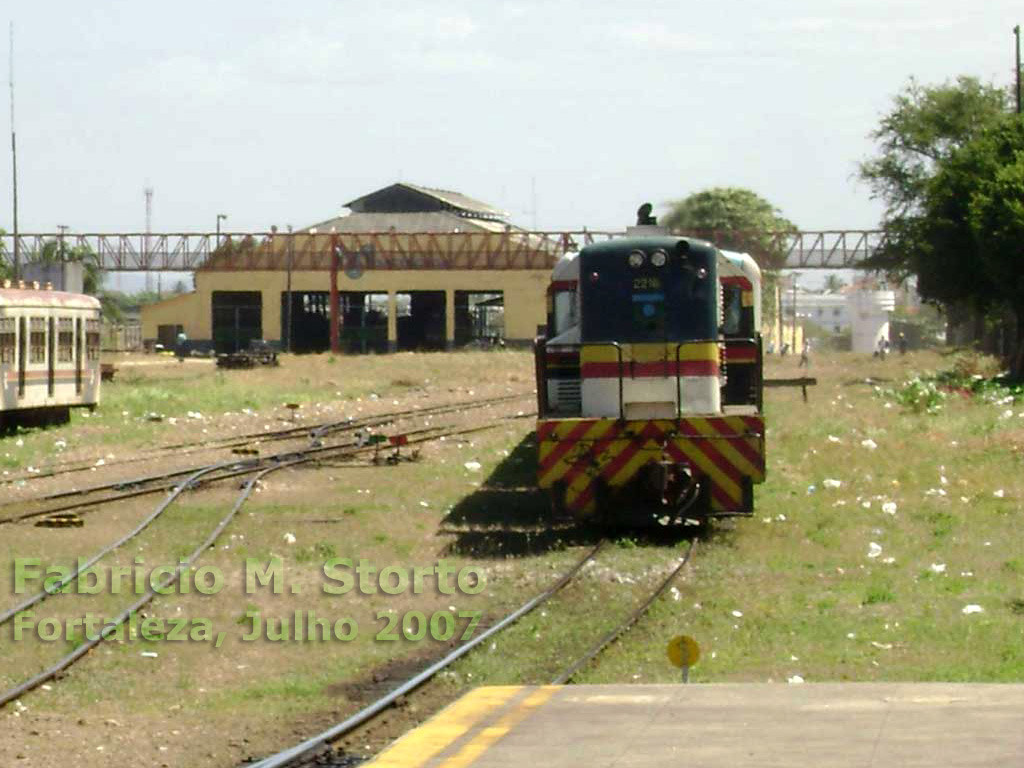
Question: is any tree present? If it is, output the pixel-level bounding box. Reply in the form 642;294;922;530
663;187;797;329
858;76;1007;276
35;240;103;294
888;113;1024;377
823;274;846;293
955;117;1024;376
662;187;797;270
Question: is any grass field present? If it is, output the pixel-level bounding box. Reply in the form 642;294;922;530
1;347;1022;766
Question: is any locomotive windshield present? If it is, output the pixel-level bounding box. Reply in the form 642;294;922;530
579;239;717;343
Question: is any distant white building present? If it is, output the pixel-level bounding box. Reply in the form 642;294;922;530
791;283;895;353
847;289;896;353
796;291;848;334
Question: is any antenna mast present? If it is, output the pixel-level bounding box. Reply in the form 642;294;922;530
9;23;19;280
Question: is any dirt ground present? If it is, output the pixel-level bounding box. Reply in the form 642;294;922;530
0;351;540;767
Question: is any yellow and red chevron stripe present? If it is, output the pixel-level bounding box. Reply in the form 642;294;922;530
537;415;764;515
579;342;719;378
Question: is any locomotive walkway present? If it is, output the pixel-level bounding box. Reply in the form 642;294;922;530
363;683;1024;767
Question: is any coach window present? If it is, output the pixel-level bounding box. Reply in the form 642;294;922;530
86;319;101;361
58;318;74;363
0;319;15;364
29;318;46;364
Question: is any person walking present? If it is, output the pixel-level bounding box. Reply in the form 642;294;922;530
176;329;188;363
799;338;811;367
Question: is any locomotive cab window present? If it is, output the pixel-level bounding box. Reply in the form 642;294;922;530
29;318;46;364
722;285;743;336
552;289;578;336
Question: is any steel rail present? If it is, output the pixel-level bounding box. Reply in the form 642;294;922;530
0;457;301;709
0;460;253;628
0;391;529;490
0;393;530;522
247;541;606;768
550;538;697;685
0;412;535;709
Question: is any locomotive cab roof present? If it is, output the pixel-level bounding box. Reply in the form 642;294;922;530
580;236;716;260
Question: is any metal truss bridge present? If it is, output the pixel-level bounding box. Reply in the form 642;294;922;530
0;229;886;272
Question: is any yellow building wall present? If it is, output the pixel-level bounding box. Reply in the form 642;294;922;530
140;292;205;341
143;270;550;344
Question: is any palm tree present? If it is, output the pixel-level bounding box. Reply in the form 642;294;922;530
823;274;846;293
37;239;103;294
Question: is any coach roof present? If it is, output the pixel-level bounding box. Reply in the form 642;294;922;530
0;289;101;310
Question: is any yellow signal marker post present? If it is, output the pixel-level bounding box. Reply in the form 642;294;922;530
667;635;700;683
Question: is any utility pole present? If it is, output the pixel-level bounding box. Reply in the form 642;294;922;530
9;23;19;281
791;274;799;351
285;224;293;353
1011;24;1019;115
56;224;68;261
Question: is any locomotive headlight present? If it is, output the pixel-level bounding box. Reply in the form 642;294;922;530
650;249;668;267
695;267;708;279
627;250;645;268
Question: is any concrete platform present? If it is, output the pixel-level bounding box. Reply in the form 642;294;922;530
365;684;1024;767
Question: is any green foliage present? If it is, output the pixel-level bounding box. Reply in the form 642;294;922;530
882;355;1024;415
823;274;846;292
35;240;103;294
887;377;948;414
662;187;797;270
861;74;1024;377
863;582;895;605
98;288;168;323
860;76;1007;222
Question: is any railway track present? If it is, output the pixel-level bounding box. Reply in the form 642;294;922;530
245;537;699;768
0;405;534;711
0;391;530;490
0;393;531;526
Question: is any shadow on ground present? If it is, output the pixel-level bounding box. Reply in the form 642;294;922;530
439;432;700;558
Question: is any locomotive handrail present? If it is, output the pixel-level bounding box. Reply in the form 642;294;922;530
587;340;625;420
542;336;763;420
539;339;624;419
673;336;761;417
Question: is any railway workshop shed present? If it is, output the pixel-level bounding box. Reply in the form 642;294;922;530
141;183;561;354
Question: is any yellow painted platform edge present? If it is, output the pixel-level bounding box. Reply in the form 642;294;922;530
364;686;527;768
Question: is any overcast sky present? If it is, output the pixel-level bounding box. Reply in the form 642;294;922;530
2;1;1021;236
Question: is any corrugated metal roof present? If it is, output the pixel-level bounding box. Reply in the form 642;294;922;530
402;183;508;218
343;183;507;220
300;211;510;235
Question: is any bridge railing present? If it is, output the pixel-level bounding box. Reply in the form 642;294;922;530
0;228;886;272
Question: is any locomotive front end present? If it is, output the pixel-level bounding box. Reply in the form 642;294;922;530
535;226;765;525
